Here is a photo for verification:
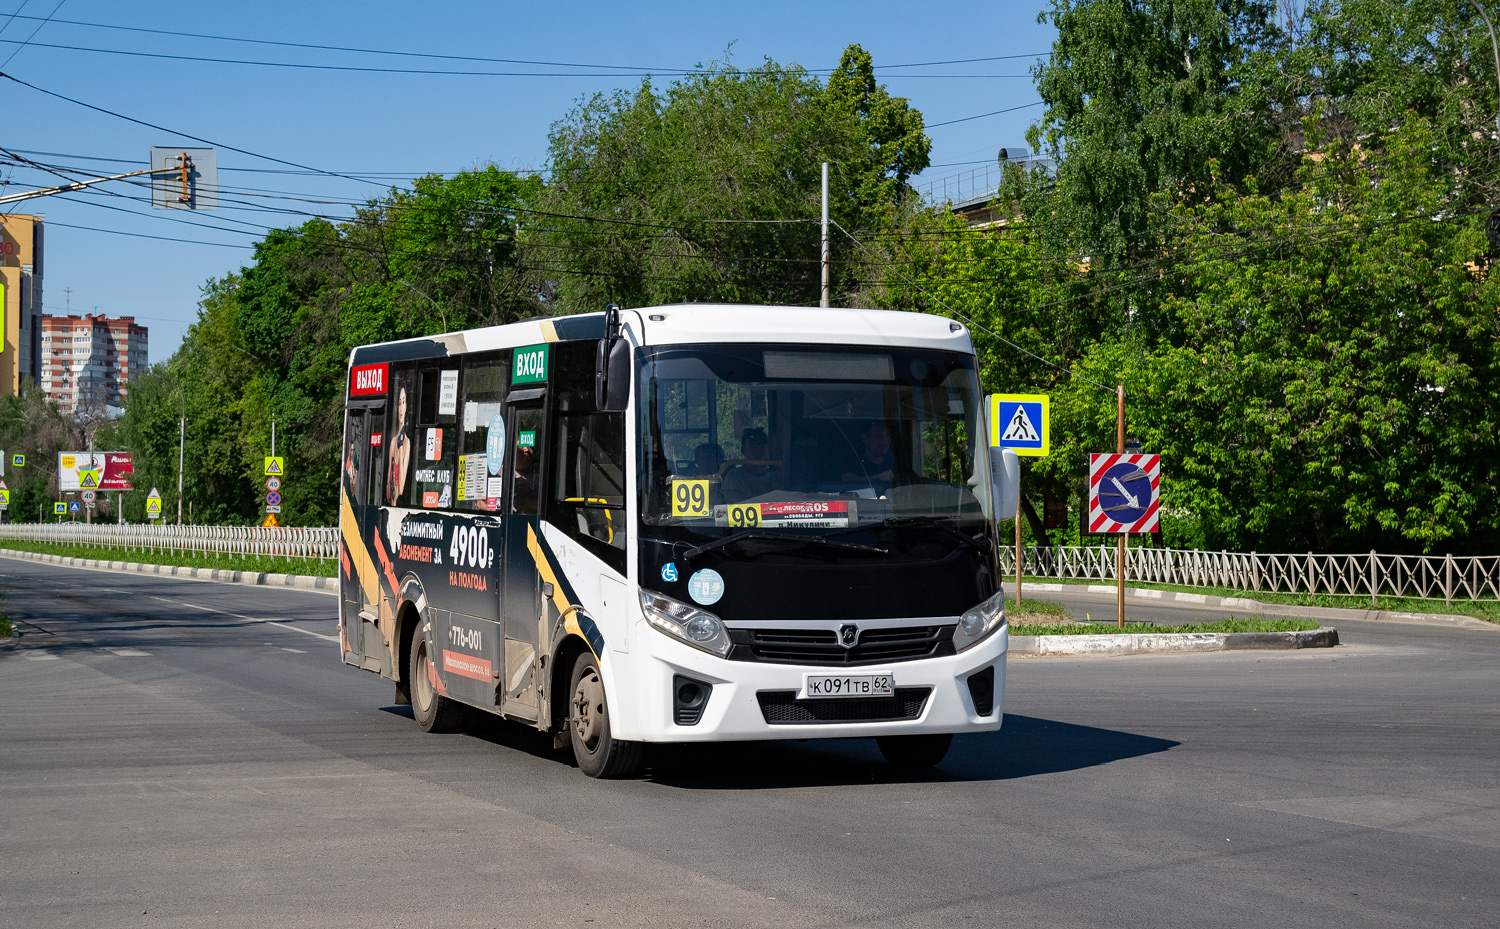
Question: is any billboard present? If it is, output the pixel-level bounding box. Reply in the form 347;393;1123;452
58;452;134;491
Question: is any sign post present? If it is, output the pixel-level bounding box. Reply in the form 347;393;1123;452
990;394;1050;606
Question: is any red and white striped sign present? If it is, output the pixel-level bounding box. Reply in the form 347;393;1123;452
1087;453;1161;534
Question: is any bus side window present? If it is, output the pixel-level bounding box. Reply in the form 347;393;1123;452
408;365;460;509
549;341;627;573
456;353;510;512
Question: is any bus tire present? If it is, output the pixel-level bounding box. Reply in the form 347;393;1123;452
568;651;642;778
876;733;952;770
410;630;464;733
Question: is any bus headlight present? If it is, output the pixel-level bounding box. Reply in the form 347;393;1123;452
953;588;1006;652
640;590;732;657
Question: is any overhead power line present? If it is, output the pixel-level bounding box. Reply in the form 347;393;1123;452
0;13;1047;72
0;38;1034;78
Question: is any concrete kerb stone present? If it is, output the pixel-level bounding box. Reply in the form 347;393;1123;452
0;548;338;594
1021;581;1496;631
1010;627;1339;657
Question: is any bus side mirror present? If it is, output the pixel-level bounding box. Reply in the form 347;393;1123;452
595;303;631;412
990;447;1019;521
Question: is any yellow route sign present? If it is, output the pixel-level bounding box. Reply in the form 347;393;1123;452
264;457;284;475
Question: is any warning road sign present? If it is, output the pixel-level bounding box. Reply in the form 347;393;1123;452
78;469;101;489
1087;453;1161;534
146;488;162;519
989;394;1049;457
262;513;279;527
0;489;8;507
264;456;284;475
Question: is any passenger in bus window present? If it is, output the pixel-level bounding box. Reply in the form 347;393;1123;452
692;442;724;477
512;444;538;513
843;420;896;494
722;427;776;502
387;384;413;504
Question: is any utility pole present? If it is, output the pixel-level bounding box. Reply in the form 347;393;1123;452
177;412;185;526
820;163;831;308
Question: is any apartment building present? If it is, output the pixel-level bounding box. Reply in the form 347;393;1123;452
41;313;149;415
0;213;46;394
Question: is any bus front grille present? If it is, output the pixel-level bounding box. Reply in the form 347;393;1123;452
729;625;954;665
756;688;932;725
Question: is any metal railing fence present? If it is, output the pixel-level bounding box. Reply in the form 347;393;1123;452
1002;545;1500;604
0;523;339;561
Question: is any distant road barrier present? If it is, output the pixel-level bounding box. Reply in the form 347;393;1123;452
1004;545;1499;604
0;523;339;561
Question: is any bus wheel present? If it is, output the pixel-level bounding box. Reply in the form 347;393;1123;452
410;631;464;733
876;733;952;770
568;652;642;779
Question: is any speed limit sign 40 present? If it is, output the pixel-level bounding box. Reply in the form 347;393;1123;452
266;476;282;491
82;490;97;503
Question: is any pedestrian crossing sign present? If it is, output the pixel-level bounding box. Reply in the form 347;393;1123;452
989;393;1050;457
55;502;66;515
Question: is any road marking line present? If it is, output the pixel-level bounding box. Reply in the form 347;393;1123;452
110;648;151;657
147;595;339;643
280;647;306;654
24;651;59;661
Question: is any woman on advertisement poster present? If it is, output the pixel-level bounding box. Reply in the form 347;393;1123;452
387;382;413;505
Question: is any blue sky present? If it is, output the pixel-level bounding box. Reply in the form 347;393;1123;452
0;1;1057;362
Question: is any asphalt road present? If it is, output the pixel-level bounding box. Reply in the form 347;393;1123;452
2;557;1498;928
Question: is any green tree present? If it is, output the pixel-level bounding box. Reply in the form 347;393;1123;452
536;48;931;313
1027;0;1284;262
1122;122;1500;551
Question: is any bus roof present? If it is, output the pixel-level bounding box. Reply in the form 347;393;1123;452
348;304;973;366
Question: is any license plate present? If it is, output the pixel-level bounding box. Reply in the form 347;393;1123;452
798;672;894;699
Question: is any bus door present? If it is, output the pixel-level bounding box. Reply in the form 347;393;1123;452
341;403;386;664
500;391;546;719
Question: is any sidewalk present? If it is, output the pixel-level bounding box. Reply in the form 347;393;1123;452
0;548;336;594
1020;581;1497;631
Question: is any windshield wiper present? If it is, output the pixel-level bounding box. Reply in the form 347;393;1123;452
681;529;888;561
826;515;990;554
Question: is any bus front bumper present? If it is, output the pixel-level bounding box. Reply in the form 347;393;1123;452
609;623;1007;743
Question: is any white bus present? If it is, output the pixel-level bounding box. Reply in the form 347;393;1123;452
338;304;1019;777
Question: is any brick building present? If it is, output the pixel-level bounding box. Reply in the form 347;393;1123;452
41;313;149;415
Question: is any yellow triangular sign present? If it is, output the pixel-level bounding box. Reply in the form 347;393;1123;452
264;456;284;475
262;512;279;527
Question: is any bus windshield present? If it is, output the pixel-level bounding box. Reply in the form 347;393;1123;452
639;343;993;555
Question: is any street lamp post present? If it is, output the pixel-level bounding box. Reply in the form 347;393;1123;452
1470;3;1500;139
397;279;449;331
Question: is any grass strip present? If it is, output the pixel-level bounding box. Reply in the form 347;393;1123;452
1004;574;1500;624
1011;616;1321;636
0;539;337;578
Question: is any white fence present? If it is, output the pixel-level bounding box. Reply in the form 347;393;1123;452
1003;545;1500;604
0;523;339;561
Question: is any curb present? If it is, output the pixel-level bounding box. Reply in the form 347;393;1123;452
1020;582;1496;630
0;548;338;594
1011;626;1339;657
